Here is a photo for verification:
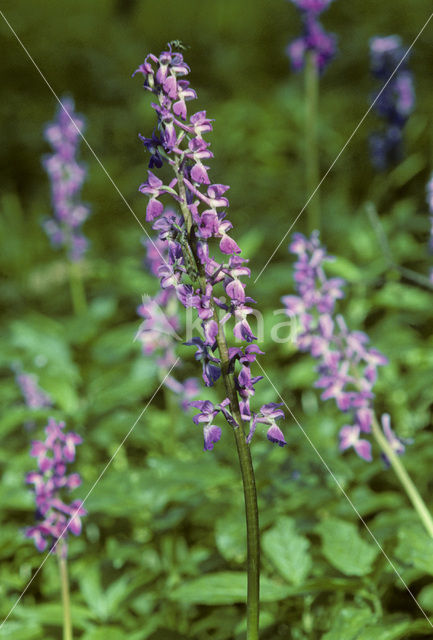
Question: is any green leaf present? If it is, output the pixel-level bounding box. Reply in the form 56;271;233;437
169;572;291;604
0;621;42;640
316;517;379;576
327;256;364;283
419;583;433;612
395;523;433;576
215;513;246;563
81;627;125;640
79;564;137;622
13;603;92;629
262;516;311;585
356;619;422;640
372;282;433;312
322;606;373;640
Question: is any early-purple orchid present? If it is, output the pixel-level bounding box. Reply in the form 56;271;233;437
25;418;86;554
369;36;415;170
283;232;409;463
133;44;285;450
42;97;91;261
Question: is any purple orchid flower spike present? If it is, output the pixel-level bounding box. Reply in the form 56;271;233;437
133;44;285;452
42;97;91;261
369;35;415;171
283;232;390;462
25;418;86;554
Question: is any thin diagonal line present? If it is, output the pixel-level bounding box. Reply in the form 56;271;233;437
0;9;169;270
0;360;179;630
254;12;433;284
256;360;433;628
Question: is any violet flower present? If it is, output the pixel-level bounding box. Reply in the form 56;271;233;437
282;232;408;462
25;418;86;554
286;0;337;73
16;371;52;409
133;45;285;449
42;97;91;261
369;36;415;171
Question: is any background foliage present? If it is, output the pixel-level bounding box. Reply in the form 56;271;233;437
1;0;433;638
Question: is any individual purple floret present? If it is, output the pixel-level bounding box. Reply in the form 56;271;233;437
369;36;415;170
282;232;395;462
25;418;86;554
42;97;91;261
380;413;413;467
134;45;285;449
16;371;52;409
286;0;337;73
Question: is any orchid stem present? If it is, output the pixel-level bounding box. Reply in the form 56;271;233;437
68;261;87;316
57;542;73;640
175;165;260;639
371;415;433;538
305;50;320;235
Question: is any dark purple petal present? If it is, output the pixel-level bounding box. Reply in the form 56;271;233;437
266;425;287;447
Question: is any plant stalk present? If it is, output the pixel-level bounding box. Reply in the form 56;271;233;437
175;166;260;639
371;415;433;538
57;542;73;640
68;261;87;316
305;50;320;235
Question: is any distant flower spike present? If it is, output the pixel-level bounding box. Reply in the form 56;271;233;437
25;418;86;553
369;35;415;170
42;97;91;261
286;0;337;73
283;232;392;462
16;371;52;409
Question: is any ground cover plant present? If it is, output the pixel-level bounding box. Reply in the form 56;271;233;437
1;1;433;639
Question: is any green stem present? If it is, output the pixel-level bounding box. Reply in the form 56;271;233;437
57;543;73;640
215;319;260;640
175;166;260;639
68;261;87;316
305;50;320;235
371;415;433;538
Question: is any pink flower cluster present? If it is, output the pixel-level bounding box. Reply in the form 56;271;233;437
287;0;337;73
282;232;408;462
16;371;52;409
25;418;86;553
42;97;91;261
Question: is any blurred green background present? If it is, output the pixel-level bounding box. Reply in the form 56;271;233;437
2;1;433;638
